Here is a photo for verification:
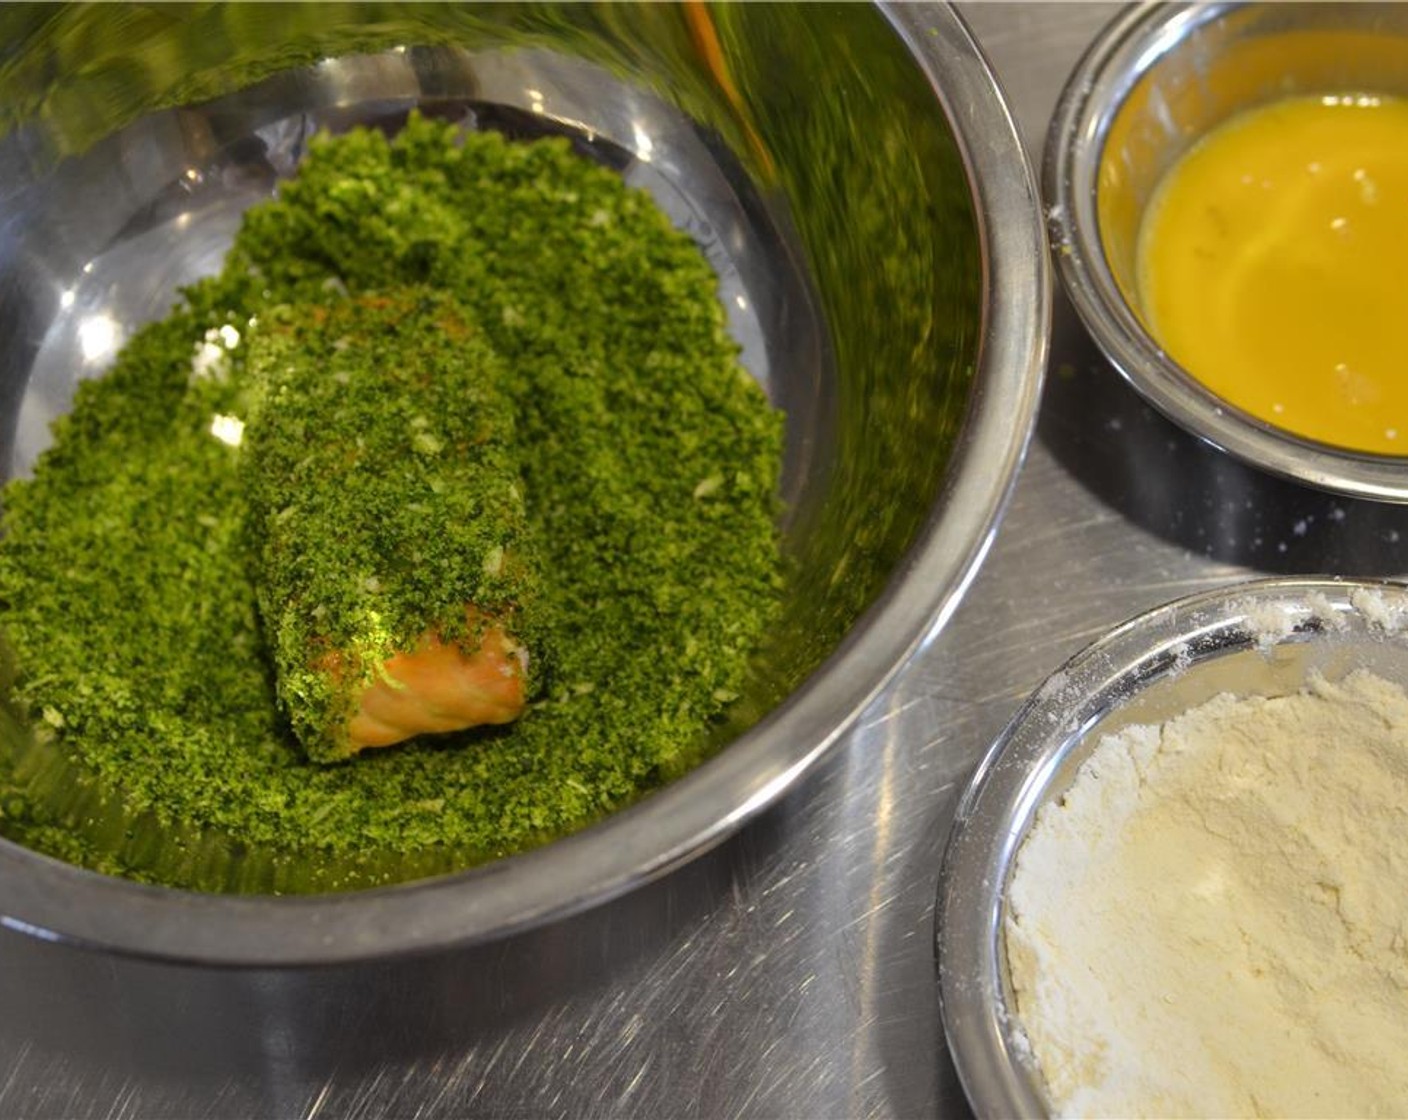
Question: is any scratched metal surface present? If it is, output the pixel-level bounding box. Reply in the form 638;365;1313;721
5;4;1408;1118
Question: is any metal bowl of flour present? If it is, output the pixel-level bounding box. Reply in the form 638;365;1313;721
938;576;1408;1117
0;2;1046;966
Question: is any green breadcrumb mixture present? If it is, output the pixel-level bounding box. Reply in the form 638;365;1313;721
0;113;784;893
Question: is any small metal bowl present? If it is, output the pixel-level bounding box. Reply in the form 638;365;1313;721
937;576;1408;1117
1047;2;1408;502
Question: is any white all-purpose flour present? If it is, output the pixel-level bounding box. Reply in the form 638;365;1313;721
1006;669;1408;1118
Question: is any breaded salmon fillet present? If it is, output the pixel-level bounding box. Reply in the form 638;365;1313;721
241;289;540;761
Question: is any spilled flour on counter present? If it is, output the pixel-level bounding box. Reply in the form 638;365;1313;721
1006;669;1408;1118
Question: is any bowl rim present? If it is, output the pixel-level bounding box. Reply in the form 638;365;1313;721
0;1;1050;966
1044;0;1408;503
936;574;1408;1118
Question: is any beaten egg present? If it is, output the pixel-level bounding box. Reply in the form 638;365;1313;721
1137;94;1408;456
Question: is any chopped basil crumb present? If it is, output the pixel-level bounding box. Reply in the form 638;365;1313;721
0;114;784;891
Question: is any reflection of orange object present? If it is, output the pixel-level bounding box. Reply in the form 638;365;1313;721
683;0;775;180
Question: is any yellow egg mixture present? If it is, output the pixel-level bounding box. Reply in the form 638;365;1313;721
1138;94;1408;455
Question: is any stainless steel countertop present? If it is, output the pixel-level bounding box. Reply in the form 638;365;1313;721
8;4;1408;1118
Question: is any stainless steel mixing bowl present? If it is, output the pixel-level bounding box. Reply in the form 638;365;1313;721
0;3;1046;964
938;576;1408;1117
1047;1;1408;502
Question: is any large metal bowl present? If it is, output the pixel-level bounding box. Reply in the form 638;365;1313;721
0;3;1046;965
